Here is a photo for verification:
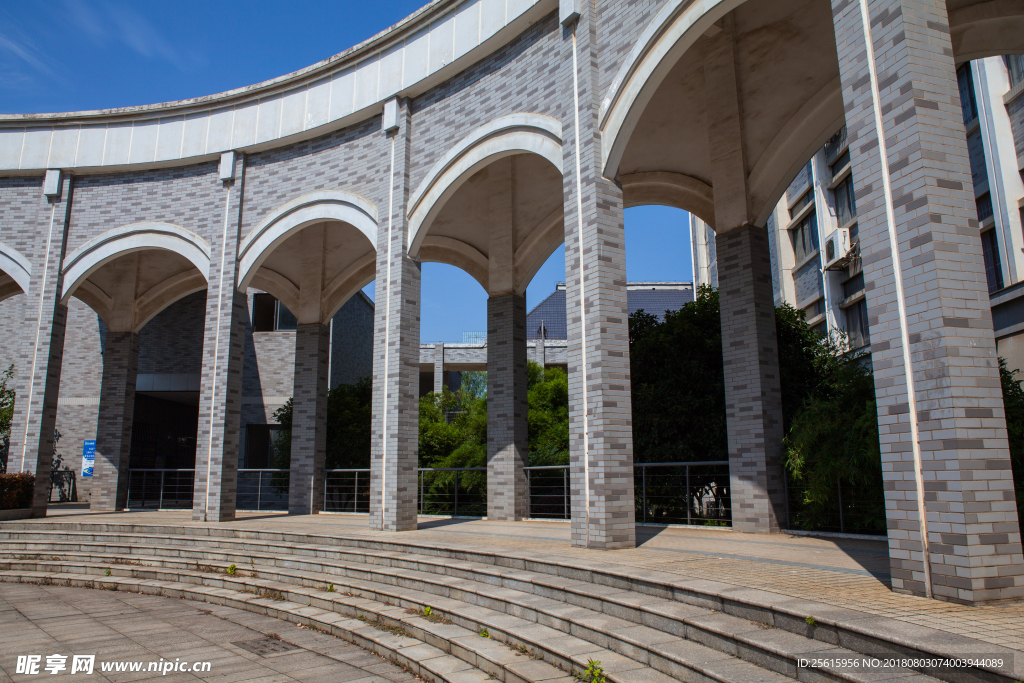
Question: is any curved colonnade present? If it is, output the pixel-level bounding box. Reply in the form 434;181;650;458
0;0;1022;604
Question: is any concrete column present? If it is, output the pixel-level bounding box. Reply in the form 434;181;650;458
433;343;444;394
832;0;1023;603
561;10;636;549
91;332;139;511
704;18;787;534
487;294;528;521
289;323;329;514
193;154;247;523
8;171;72;516
370;98;420;532
717;228;787;533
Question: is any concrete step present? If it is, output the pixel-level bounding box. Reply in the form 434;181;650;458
0;568;574;683
1;523;1018;683
1;551;939;683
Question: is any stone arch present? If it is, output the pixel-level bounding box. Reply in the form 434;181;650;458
600;0;744;180
950;1;1024;63
236;190;378;292
0;240;31;302
620;172;716;228
407;113;563;257
511;207;562;295
320;252;376;323
60;222;212;332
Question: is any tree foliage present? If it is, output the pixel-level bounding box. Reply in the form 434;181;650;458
273;376;373;470
1000;359;1024;520
0;365;13;472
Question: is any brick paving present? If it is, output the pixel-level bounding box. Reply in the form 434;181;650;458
33;507;1024;652
0;582;419;682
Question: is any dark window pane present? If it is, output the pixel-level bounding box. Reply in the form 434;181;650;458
846;299;870;349
830;150;850;177
252;293;276;332
981;229;1004;293
790;212;819;263
976;192;993;223
1006;55;1024;88
843;273;865;299
957;64;978;124
834;175;856;227
276;301;297;330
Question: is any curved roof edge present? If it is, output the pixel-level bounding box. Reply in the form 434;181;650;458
0;0;554;174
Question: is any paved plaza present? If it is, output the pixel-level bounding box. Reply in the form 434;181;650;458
29;507;1024;653
0;581;419;682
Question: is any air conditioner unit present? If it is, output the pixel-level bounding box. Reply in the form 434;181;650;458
823;227;851;270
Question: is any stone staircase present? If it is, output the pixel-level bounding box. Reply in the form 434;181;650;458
0;521;1017;683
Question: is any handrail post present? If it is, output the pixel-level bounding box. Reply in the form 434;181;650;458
454;470;459;517
419;470;424;515
257;471;262;511
837;476;844;533
642;465;647;525
354;470;358;513
686;465;691;526
563;467;568;520
159;470;165;510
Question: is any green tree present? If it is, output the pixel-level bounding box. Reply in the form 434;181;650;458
272;377;374;470
999;359;1024;525
526;363;569;466
0;365;14;472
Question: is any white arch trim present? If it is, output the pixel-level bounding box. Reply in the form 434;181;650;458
407;113;563;256
600;0;744;179
237;190;378;291
61;222;211;303
0;240;32;295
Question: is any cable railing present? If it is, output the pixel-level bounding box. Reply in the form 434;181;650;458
124;461;733;527
236;469;289;511
127;469;195;509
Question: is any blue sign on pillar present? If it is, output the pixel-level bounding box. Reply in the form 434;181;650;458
82;440;96;477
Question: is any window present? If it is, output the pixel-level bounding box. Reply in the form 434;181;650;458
843;272;865;300
244;424;286;469
1006;55;1024;89
252;293;298;332
804;298;825;321
833;174;857;227
789;189;813;219
845;299;870;349
981;229;1004;293
957;64;978;125
790;212;818;263
976;192;994;223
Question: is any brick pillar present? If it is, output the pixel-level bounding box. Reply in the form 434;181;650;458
561;11;636;549
487;294;528;520
832;0;1023;602
289;323;329;514
91;332;139;511
193;154;246;523
433;343;444;394
370;98;420;532
717;228;787;533
8;172;72;516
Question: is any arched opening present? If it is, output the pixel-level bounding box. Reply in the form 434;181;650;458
409;113;565;521
234;195;378;514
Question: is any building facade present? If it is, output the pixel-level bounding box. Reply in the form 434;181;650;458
1;0;1022;603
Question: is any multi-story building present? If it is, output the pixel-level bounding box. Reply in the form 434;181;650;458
692;55;1024;372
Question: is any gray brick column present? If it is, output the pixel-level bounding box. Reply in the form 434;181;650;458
289;323;329;514
433;343;444;394
91;332;139;511
8;172;72;516
717;228;787;533
193;154;246;523
487;294;528;520
370;98;420;532
704;18;787;534
832;0;1023;602
561;11;636;549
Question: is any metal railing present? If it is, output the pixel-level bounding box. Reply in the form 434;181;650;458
127;469;195;509
49;470;78;503
785;478;885;535
636;461;731;526
324;469;371;513
236;469;289;511
419;467;486;517
525;465;569;519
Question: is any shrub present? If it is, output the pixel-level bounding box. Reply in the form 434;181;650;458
0;473;33;509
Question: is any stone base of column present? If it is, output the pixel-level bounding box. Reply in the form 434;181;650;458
289;323;329;515
717;226;786;534
487;294;528;521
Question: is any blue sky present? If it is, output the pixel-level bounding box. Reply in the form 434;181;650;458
1;1;692;341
